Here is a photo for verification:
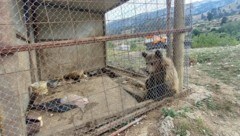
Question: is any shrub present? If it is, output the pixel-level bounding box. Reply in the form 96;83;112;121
192;32;239;48
162;108;178;118
192;29;201;36
221;16;228;25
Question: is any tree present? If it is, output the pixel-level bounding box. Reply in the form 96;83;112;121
207;12;213;21
192;29;201;36
211;28;217;32
221;16;228;25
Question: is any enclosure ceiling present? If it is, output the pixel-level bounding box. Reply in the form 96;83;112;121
41;0;129;13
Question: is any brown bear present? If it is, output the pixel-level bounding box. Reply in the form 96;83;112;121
142;50;179;101
126;50;179;102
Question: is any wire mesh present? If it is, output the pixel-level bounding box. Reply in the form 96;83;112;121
0;0;191;135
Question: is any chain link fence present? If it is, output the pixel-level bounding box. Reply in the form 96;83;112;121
0;0;192;135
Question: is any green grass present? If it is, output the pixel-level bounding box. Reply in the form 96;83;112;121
195;118;213;136
162;108;178;118
175;120;190;136
162;107;192;118
174;118;213;136
192;20;240;48
195;96;233;113
190;45;240;90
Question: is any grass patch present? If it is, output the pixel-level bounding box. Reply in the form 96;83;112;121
175;120;190;136
192;32;239;48
195;118;213;136
162;107;192;118
205;97;219;110
162;108;178;118
195;97;233;113
206;84;221;93
174;118;213;136
194;97;219;110
190;45;240;90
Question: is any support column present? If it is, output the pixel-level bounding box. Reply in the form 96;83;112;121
173;0;185;91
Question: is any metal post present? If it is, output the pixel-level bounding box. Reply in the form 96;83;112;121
166;0;173;59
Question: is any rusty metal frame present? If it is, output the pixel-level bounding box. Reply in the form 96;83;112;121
0;28;191;55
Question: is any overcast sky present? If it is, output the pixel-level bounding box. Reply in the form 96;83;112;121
106;0;205;21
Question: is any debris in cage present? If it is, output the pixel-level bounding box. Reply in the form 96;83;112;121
85;68;120;78
87;70;101;77
30;81;48;95
46;79;59;88
101;68;120;78
29;98;77;113
60;94;89;113
29;94;89;113
26;118;41;136
26;113;43;127
26;114;42;136
63;70;86;83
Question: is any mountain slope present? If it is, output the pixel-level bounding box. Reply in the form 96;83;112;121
106;0;236;35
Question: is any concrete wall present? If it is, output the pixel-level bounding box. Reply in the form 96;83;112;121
36;7;106;80
0;0;32;135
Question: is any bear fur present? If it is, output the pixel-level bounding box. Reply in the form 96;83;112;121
142;50;179;101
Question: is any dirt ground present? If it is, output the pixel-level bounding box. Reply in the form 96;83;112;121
116;66;240;136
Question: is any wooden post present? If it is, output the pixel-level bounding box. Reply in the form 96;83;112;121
173;0;185;91
166;0;173;59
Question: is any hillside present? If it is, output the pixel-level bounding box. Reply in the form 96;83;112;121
194;0;240;22
106;0;237;35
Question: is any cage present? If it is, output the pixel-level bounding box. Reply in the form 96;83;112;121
0;0;192;135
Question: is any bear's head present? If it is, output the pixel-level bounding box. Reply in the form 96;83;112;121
142;50;164;74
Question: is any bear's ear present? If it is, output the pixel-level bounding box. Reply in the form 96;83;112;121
142;52;147;58
155;50;162;58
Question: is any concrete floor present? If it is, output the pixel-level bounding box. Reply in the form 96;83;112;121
31;75;140;135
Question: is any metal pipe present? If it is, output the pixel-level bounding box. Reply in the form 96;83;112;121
0;28;191;55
